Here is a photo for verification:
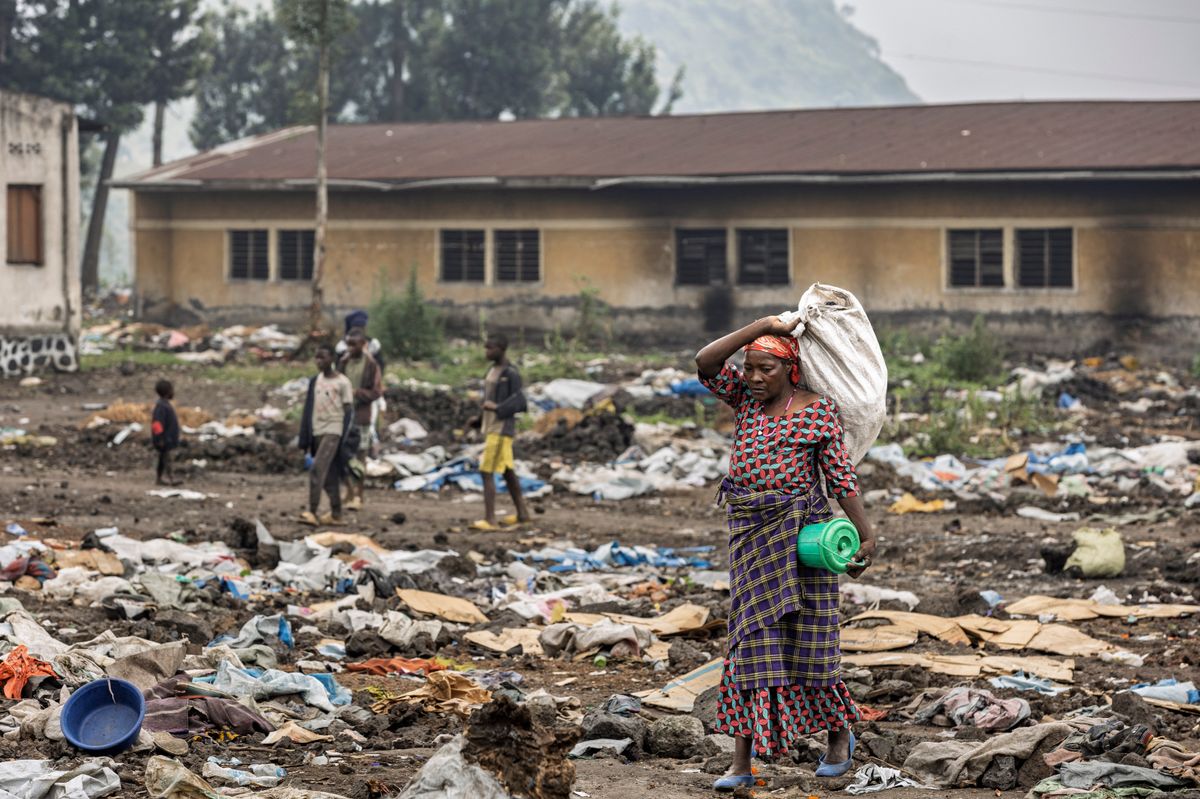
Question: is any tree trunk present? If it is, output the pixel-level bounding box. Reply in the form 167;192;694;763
308;16;330;336
389;0;406;121
152;99;165;167
81;130;120;295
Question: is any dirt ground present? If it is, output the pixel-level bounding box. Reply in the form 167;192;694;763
0;359;1198;798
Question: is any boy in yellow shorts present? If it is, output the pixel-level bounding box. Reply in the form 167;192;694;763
473;334;531;530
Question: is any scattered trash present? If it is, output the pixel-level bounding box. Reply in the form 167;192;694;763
1064;527;1126;578
846;764;933;794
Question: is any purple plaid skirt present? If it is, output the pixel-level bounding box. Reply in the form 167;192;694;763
716;480;859;753
720;480;844;690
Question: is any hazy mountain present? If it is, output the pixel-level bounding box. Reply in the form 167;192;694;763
618;0;918;112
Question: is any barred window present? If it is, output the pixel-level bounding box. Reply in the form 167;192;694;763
229;229;269;280
947;229;1004;288
676;228;727;286
440;229;485;282
1016;228;1073;288
737;228;789;286
278;230;315;281
495;229;540;282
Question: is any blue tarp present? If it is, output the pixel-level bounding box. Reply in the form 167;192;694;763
515;540;715;572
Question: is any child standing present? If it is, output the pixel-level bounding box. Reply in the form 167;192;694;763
473;334;531;530
298;345;354;525
151;379;181;486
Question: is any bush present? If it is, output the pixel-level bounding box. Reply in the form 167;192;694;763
574;279;610;348
933;316;1004;383
369;271;443;361
1192;353;1200;378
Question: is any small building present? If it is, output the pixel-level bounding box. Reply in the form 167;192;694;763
1;90;81;376
118;101;1200;353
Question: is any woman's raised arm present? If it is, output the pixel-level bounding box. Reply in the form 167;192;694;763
695;316;799;379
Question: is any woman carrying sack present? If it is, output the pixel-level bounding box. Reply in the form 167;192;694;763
695;315;878;790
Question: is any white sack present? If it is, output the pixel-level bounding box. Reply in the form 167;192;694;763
780;283;887;464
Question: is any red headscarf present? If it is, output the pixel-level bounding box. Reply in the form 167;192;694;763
744;335;801;385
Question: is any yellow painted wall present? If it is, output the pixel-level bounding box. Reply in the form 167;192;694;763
131;181;1200;321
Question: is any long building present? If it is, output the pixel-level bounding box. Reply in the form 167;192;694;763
117;101;1200;352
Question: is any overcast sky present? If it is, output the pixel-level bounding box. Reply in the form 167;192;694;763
846;0;1200;102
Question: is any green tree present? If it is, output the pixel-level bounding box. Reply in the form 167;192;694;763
189;4;303;151
557;0;681;116
3;0;160;293
148;0;210;166
189;0;681;146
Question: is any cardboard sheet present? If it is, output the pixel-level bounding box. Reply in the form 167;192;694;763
1005;595;1200;621
843;652;1075;682
635;658;723;712
846;611;1114;658
565;602;710;637
395;589;489;624
463;628;544;656
841;623;920;652
847;611;971;646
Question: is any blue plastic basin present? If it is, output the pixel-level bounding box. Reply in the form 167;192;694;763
60;678;145;754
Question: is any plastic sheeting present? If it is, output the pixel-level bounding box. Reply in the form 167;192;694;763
0;758;120;799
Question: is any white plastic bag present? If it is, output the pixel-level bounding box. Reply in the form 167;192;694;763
780;283;887;465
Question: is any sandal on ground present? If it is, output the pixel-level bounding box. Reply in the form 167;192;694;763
712;773;755;792
815;732;856;778
471;519;500;531
298;511;319;526
318;512;343;525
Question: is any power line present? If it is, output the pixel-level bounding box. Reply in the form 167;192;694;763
857;0;1200;25
947;0;1200;26
887;53;1200;90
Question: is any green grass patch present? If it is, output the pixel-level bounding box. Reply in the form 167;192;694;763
199;362;313;387
80;348;182;371
383;341;683;389
885;389;1066;459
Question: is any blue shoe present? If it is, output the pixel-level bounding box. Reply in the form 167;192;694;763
712;773;755;792
815;732;856;778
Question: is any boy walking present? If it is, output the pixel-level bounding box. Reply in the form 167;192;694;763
338;327;382;511
151;379;181;486
473;334;531;530
299;346;354;526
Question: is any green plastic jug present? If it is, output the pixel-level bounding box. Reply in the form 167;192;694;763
796;518;861;574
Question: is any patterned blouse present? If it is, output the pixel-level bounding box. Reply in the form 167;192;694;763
701;364;859;498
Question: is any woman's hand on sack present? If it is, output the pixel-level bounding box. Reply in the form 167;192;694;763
845;537;877;579
762;315;801;337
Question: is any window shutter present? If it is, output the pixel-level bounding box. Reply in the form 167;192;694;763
440;230;485;282
229;229;269;280
978;229;1003;287
279;230;315;280
737;229;789;286
6;186;43;265
1047;228;1073;287
495;229;540;282
676;229;727;286
1016;228;1073;288
948;229;1003;288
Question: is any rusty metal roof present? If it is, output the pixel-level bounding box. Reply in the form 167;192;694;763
118;101;1200;189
